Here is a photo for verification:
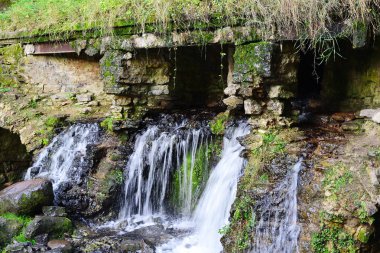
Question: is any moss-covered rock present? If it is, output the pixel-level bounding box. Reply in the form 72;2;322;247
25;216;73;240
0;179;54;216
0;217;24;248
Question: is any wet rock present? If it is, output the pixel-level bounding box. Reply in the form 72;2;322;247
47;240;73;253
25;216;73;240
74;234;153;253
4;242;33;253
244;99;262;115
0;217;23;247
128;225;174;246
42;206;67;217
0;179;54;215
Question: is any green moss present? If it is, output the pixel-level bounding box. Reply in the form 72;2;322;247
209;112;229;135
171;145;210;210
0;213;31;226
234;42;272;80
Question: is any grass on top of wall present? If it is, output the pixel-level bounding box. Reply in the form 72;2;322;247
0;0;379;50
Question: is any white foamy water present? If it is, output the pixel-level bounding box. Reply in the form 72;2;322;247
157;122;250;253
250;160;302;253
117;122;210;230
24;123;100;191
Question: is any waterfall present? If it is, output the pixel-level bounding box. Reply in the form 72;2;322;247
251;160;302;253
157;122;250;253
118;121;210;225
24;123;101;191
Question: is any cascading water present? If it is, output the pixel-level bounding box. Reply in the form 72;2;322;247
250;160;303;253
157;122;250;253
118;120;210;227
24;123;101;192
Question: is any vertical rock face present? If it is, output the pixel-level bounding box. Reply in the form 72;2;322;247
0;128;31;189
321;41;380;112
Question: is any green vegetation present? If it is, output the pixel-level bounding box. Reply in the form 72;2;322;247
209;112;229;135
0;213;35;248
311;226;357;253
1;0;377;53
0;44;23;89
100;117;114;132
322;163;353;201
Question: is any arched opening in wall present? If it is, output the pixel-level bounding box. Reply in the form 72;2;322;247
171;45;229;110
0;128;31;189
297;50;325;100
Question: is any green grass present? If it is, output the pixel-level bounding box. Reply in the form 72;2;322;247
0;0;378;52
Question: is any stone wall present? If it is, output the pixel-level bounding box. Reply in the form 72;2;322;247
223;42;299;126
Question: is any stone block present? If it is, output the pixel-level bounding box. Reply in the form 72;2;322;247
267;100;284;115
244;99;262;115
223;96;243;108
149;85;170;96
76;94;93;103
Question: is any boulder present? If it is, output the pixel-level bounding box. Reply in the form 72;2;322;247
0;179;54;215
42;206;67;217
359;108;380;118
0;217;24;247
25;216;73;240
372;112;380;123
48;240;73;253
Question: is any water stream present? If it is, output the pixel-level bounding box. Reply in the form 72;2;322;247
250;160;302;253
157;122;250;253
24;123;101;191
117;120;211;229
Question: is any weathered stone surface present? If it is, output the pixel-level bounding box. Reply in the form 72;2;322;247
76;94;93;103
149;85;170;96
372;112;380;123
224;84;240;96
0;179;54;215
42;206;67;217
48;240;73;253
244;99;262;115
223;96;243;108
239;86;253;98
359;109;380;118
267;100;284;115
113;96;132;106
268;85;294;99
25;216;73;240
0;217;23;247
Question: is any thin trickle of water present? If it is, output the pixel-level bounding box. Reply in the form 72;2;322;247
251;160;302;253
158;122;250;253
24;123;101;191
118;122;209;224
